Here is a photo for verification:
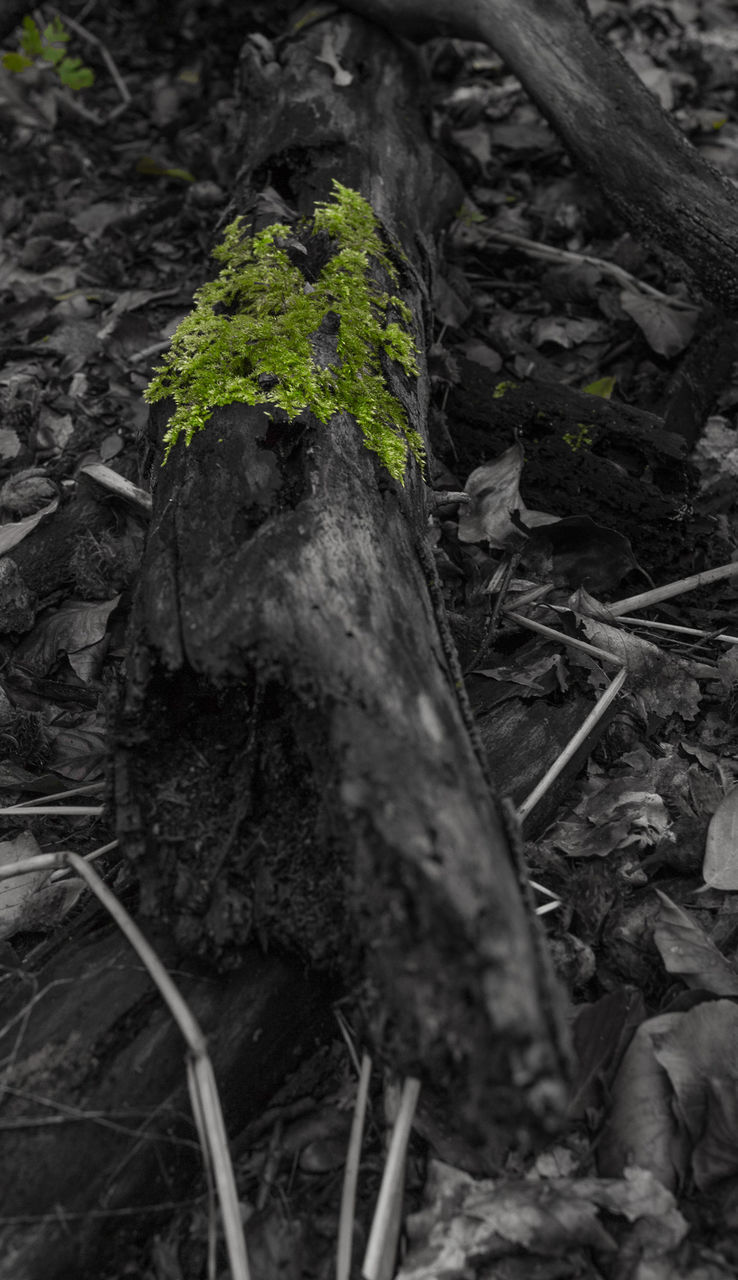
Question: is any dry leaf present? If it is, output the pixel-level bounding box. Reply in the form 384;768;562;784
654;890;738;994
458;443;557;547
0;830;83;940
704;787;738;889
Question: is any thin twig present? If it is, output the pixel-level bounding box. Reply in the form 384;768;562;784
4;782;105;805
0;841;116;882
609;561;738;614
363;1077;421;1280
0;805;104;817
616;615;738;646
535;900;562;916
337;1053;372;1280
56;9;131;106
517;666;627;821
471;551;521;670
49;838;118;881
505;609;624;666
334;1007;362;1077
482;226;697;310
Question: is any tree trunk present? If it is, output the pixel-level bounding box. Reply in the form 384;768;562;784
341;0;738;314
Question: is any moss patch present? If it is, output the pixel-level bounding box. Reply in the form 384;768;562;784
144;181;424;482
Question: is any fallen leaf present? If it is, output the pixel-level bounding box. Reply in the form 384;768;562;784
0;829;83;940
653;890;738;994
597;1013;690;1189
531;315;608;349
399;1159;686;1280
458;443;558;547
0;497;58;554
619;292;699;357
46;710;108;781
457;339;502;372
704;787;738;889
652;1001;738;1189
14;596;120;677
578;617;702;724
582;375;616;398
570;987;647;1118
550;777;671;858
0;429;21;460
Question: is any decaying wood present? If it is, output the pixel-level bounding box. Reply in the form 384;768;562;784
116;9;570;1134
446;357;696;575
658;315;738;448
342;0;738;315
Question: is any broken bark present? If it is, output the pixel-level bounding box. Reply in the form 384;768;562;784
342;0;738;315
116;9;570;1134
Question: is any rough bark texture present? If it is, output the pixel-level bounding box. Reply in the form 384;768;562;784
342;0;738;315
445;359;698;575
116;10;570;1139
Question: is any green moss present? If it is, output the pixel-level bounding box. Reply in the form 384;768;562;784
492;380;519;399
143;180;424;482
563;423;595;452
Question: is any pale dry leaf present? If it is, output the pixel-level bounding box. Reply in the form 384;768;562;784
0;829;82;940
598;1014;690;1189
703;786;738;889
0;497;58;555
459;443;558;547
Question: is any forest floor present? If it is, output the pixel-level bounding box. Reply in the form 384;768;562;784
2;1;738;1277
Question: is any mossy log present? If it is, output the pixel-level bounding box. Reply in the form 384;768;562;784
118;8;570;1133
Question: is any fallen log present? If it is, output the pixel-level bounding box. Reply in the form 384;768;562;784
118;7;569;1134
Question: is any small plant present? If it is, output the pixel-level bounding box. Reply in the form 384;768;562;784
563;423;594;452
2;15;94;90
144;181;424;482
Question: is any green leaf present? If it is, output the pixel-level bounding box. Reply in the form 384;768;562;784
59;59;94;89
20;15;42;56
136;155;194;181
40;43;65;65
582;375;616;399
44;17;70;44
2;50;33;72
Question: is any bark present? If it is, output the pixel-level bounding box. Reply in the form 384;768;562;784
116;8;569;1136
341;0;738;315
445;357;696;576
